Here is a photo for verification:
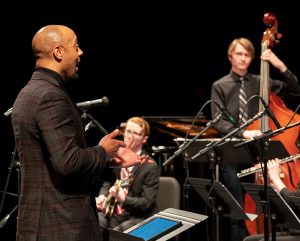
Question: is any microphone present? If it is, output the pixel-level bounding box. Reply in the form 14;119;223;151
4;96;110;117
259;97;282;129
76;96;109;110
213;101;237;126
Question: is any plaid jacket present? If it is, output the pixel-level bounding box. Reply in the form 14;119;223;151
12;68;106;241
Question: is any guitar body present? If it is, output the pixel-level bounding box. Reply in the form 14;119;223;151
102;176;133;218
104;198;118;218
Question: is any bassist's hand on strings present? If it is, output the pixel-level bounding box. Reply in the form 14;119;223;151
261;49;287;73
243;129;262;139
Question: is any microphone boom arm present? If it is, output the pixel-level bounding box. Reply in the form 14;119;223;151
82;113;109;135
162;112;223;166
234;120;300;148
191;110;266;161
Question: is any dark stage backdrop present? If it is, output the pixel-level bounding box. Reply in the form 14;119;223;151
1;1;299;240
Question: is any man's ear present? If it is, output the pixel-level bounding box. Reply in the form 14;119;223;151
53;45;64;59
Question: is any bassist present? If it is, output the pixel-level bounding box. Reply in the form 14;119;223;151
210;36;300;241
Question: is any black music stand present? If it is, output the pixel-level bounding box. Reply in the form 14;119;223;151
188;178;257;241
241;183;300;241
104;208;208;241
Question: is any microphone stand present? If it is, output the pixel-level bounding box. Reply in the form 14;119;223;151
189;110;266;241
0;205;18;228
162;112;223;241
162;112;222;206
0;145;20;231
234;120;300;241
81;111;108;135
191;110;266;161
162;112;223;167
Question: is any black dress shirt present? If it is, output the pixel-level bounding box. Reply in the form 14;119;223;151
211;69;300;137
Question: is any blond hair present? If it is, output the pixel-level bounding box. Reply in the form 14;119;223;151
227;38;255;60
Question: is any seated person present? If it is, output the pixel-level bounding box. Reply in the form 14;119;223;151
96;117;160;232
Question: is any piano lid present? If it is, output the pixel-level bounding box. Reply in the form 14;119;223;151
142;116;220;139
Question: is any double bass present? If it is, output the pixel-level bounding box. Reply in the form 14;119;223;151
243;12;300;235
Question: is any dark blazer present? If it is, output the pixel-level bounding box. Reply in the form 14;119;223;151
11;68;107;241
99;159;160;219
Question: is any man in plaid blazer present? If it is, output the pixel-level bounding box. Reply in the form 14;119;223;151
11;25;148;241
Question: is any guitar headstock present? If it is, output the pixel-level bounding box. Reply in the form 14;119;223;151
262;12;282;49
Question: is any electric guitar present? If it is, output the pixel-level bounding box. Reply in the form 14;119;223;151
102;175;132;218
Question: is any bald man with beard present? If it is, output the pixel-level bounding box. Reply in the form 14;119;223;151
11;25;148;241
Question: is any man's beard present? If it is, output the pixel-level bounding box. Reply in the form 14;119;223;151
60;72;80;95
65;72;79;83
